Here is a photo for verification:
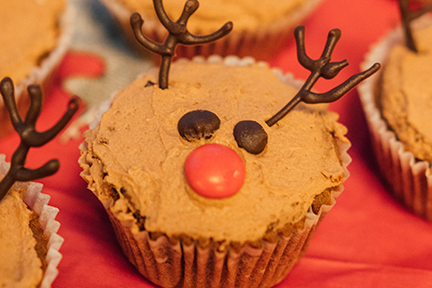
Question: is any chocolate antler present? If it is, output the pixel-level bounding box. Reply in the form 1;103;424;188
265;26;381;127
398;0;432;52
130;0;233;89
0;77;79;202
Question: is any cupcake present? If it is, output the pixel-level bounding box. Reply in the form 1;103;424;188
79;56;350;288
358;4;432;221
100;0;323;61
0;156;64;288
0;77;78;287
0;0;74;138
79;5;379;283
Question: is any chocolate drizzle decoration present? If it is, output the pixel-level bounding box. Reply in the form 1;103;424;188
178;110;220;141
234;121;268;155
265;26;381;127
0;77;79;202
130;0;233;90
398;0;432;53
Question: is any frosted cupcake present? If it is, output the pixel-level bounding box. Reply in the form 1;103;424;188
0;77;78;287
101;0;323;61
358;2;432;222
79;2;379;285
0;158;64;288
0;0;74;138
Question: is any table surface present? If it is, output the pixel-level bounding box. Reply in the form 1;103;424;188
2;0;432;287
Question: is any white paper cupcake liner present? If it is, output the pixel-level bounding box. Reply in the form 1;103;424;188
102;180;347;288
358;15;432;222
79;55;351;287
0;0;75;138
0;155;64;288
81;139;349;288
100;0;323;61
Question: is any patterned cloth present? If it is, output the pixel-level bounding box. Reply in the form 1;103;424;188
62;0;153;139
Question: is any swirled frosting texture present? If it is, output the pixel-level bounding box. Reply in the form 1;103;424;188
81;61;348;243
380;24;432;163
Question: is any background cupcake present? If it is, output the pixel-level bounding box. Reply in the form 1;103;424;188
0;63;78;286
0;0;74;138
0;155;64;288
100;0;323;61
358;5;432;221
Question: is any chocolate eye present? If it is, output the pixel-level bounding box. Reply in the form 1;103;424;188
233;121;268;154
178;110;221;142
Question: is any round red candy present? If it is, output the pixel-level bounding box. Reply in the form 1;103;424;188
184;143;245;199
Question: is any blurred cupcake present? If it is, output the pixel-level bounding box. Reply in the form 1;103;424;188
0;74;78;287
100;0;323;61
358;10;432;221
0;155;64;288
0;0;74;138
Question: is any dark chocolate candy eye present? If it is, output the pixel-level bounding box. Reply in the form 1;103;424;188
234;120;268;154
178;110;221;141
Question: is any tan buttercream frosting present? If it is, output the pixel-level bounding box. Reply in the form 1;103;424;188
115;0;310;33
0;176;43;288
81;60;348;244
0;0;65;84
379;23;432;163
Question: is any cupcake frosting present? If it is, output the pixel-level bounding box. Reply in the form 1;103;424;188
0;0;65;84
81;60;348;243
115;0;310;32
0;178;43;288
379;23;432;163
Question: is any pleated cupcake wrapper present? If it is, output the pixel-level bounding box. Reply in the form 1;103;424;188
103;189;338;288
79;55;351;287
0;1;75;138
0;155;64;288
358;15;432;222
84;137;349;288
101;0;322;61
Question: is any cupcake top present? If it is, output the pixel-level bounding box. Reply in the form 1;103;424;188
81;59;349;244
0;176;45;288
0;0;65;84
115;0;311;33
379;20;432;163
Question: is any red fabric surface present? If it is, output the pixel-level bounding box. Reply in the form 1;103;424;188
2;0;432;287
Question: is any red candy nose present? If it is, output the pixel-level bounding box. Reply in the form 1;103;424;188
184;143;245;199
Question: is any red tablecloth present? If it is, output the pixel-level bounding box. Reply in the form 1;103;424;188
2;0;432;287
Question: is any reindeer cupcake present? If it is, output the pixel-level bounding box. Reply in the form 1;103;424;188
358;0;432;222
79;0;379;287
0;77;78;287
